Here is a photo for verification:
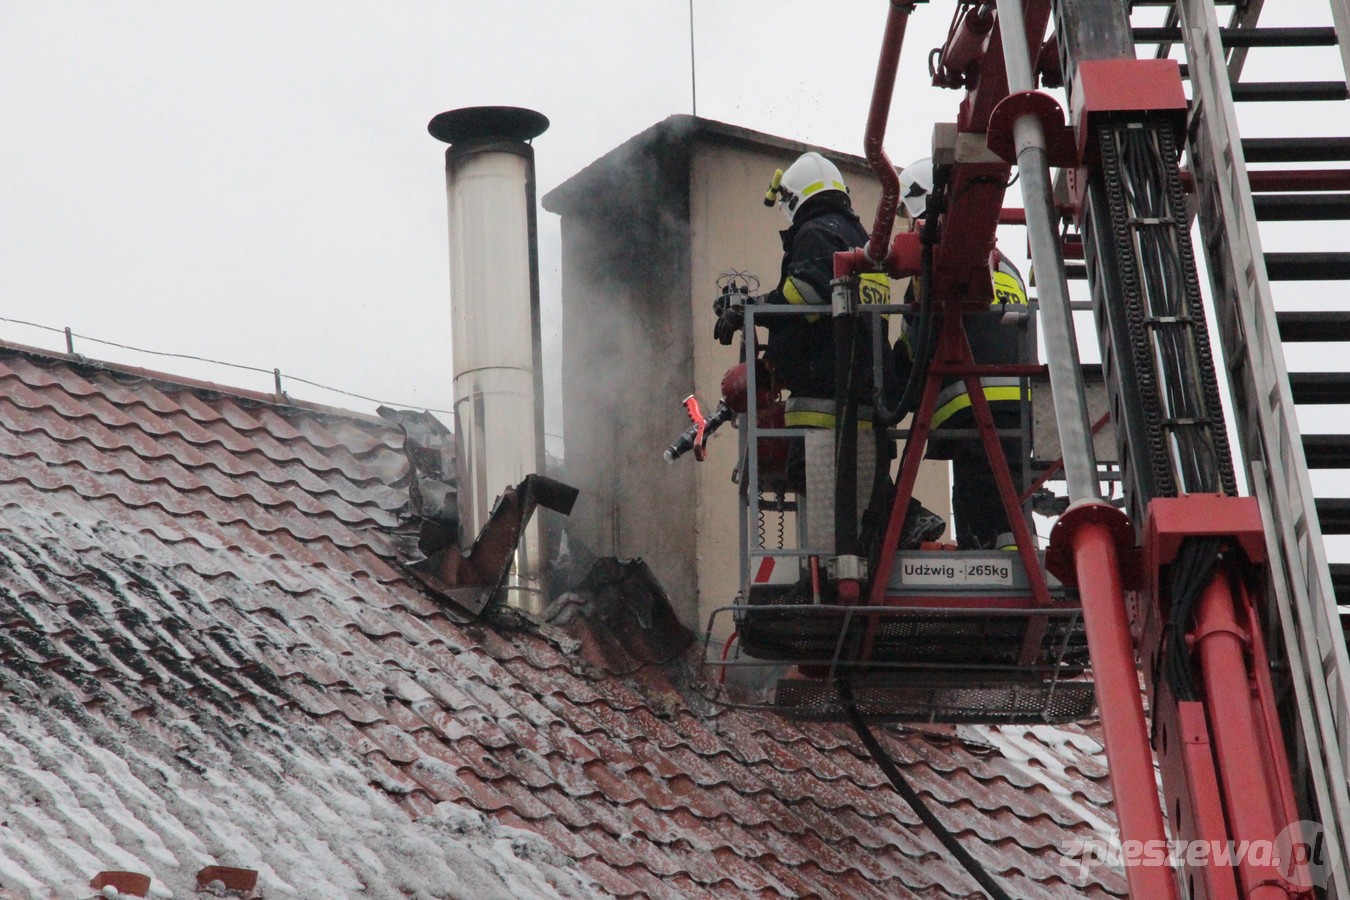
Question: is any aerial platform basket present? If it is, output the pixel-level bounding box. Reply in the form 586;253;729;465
705;293;1098;725
709;549;1097;725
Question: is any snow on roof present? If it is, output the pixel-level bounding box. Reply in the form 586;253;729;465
0;342;1126;898
0;691;591;898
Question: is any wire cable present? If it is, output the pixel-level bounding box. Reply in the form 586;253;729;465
1160;537;1223;702
837;679;1014;900
0;314;458;415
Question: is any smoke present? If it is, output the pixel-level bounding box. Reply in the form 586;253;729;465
540;116;701;620
537;215;566;462
540;119;702;447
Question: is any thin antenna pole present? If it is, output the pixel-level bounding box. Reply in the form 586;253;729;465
689;0;697;116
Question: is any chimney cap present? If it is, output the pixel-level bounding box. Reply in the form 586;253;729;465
428;106;549;145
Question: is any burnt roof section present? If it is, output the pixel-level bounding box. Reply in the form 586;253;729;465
0;338;1127;898
542;115;876;215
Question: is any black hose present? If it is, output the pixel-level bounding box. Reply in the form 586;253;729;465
837;680;1014;900
873;215;939;428
859;279;898;562
1161;537;1223;702
861;387;895;564
834;306;861;556
859;166;948;561
862;188;942;566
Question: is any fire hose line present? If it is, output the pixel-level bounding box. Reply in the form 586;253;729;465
837;679;1014;900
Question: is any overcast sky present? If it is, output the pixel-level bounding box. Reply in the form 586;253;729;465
1;1;948;433
0;2;1342;451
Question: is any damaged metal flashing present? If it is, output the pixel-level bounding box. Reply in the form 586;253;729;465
378;406;582;620
408;473;578;618
376;406;460;554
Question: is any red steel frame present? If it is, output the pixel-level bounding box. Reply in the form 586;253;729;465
862;289;1051;617
860;0;912;266
1050;500;1178;900
1132;497;1312;899
820;3;1319;897
848;276;1055;668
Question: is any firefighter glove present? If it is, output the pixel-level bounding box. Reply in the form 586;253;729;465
714;307;743;345
713;294;743;345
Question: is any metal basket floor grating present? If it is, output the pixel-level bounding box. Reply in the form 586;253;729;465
774;676;1097;725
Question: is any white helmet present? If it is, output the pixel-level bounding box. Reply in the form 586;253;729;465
764;151;847;223
898;157;934;219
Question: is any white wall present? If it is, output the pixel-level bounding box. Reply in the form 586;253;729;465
554;123;952;635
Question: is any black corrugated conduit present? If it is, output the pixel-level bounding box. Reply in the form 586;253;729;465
837;679;1013;900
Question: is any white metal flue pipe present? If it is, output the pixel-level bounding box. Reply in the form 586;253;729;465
430;106;549;614
994;0;1099;503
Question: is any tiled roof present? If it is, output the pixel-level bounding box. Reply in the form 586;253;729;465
0;341;1127;898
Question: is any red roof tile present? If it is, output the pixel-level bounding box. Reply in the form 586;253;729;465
0;342;1128;898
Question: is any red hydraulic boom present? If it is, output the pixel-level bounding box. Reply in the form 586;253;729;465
822;1;1327;897
672;2;1346;896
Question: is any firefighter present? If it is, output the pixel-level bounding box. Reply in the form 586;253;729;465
896;158;1033;550
711;152;872;408
714;151;944;548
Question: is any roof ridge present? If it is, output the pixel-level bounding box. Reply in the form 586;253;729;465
0;336;396;427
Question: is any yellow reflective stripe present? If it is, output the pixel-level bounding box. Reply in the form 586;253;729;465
859;272;890;322
798;178;847;199
786;398;873;416
933;376;1021;411
784;410;873;430
930;386;1029;430
859;273;889;304
798;180;826;199
992;271;1027;306
784;277;822;323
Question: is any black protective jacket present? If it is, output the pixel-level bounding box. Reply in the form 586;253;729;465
762;193;894;404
